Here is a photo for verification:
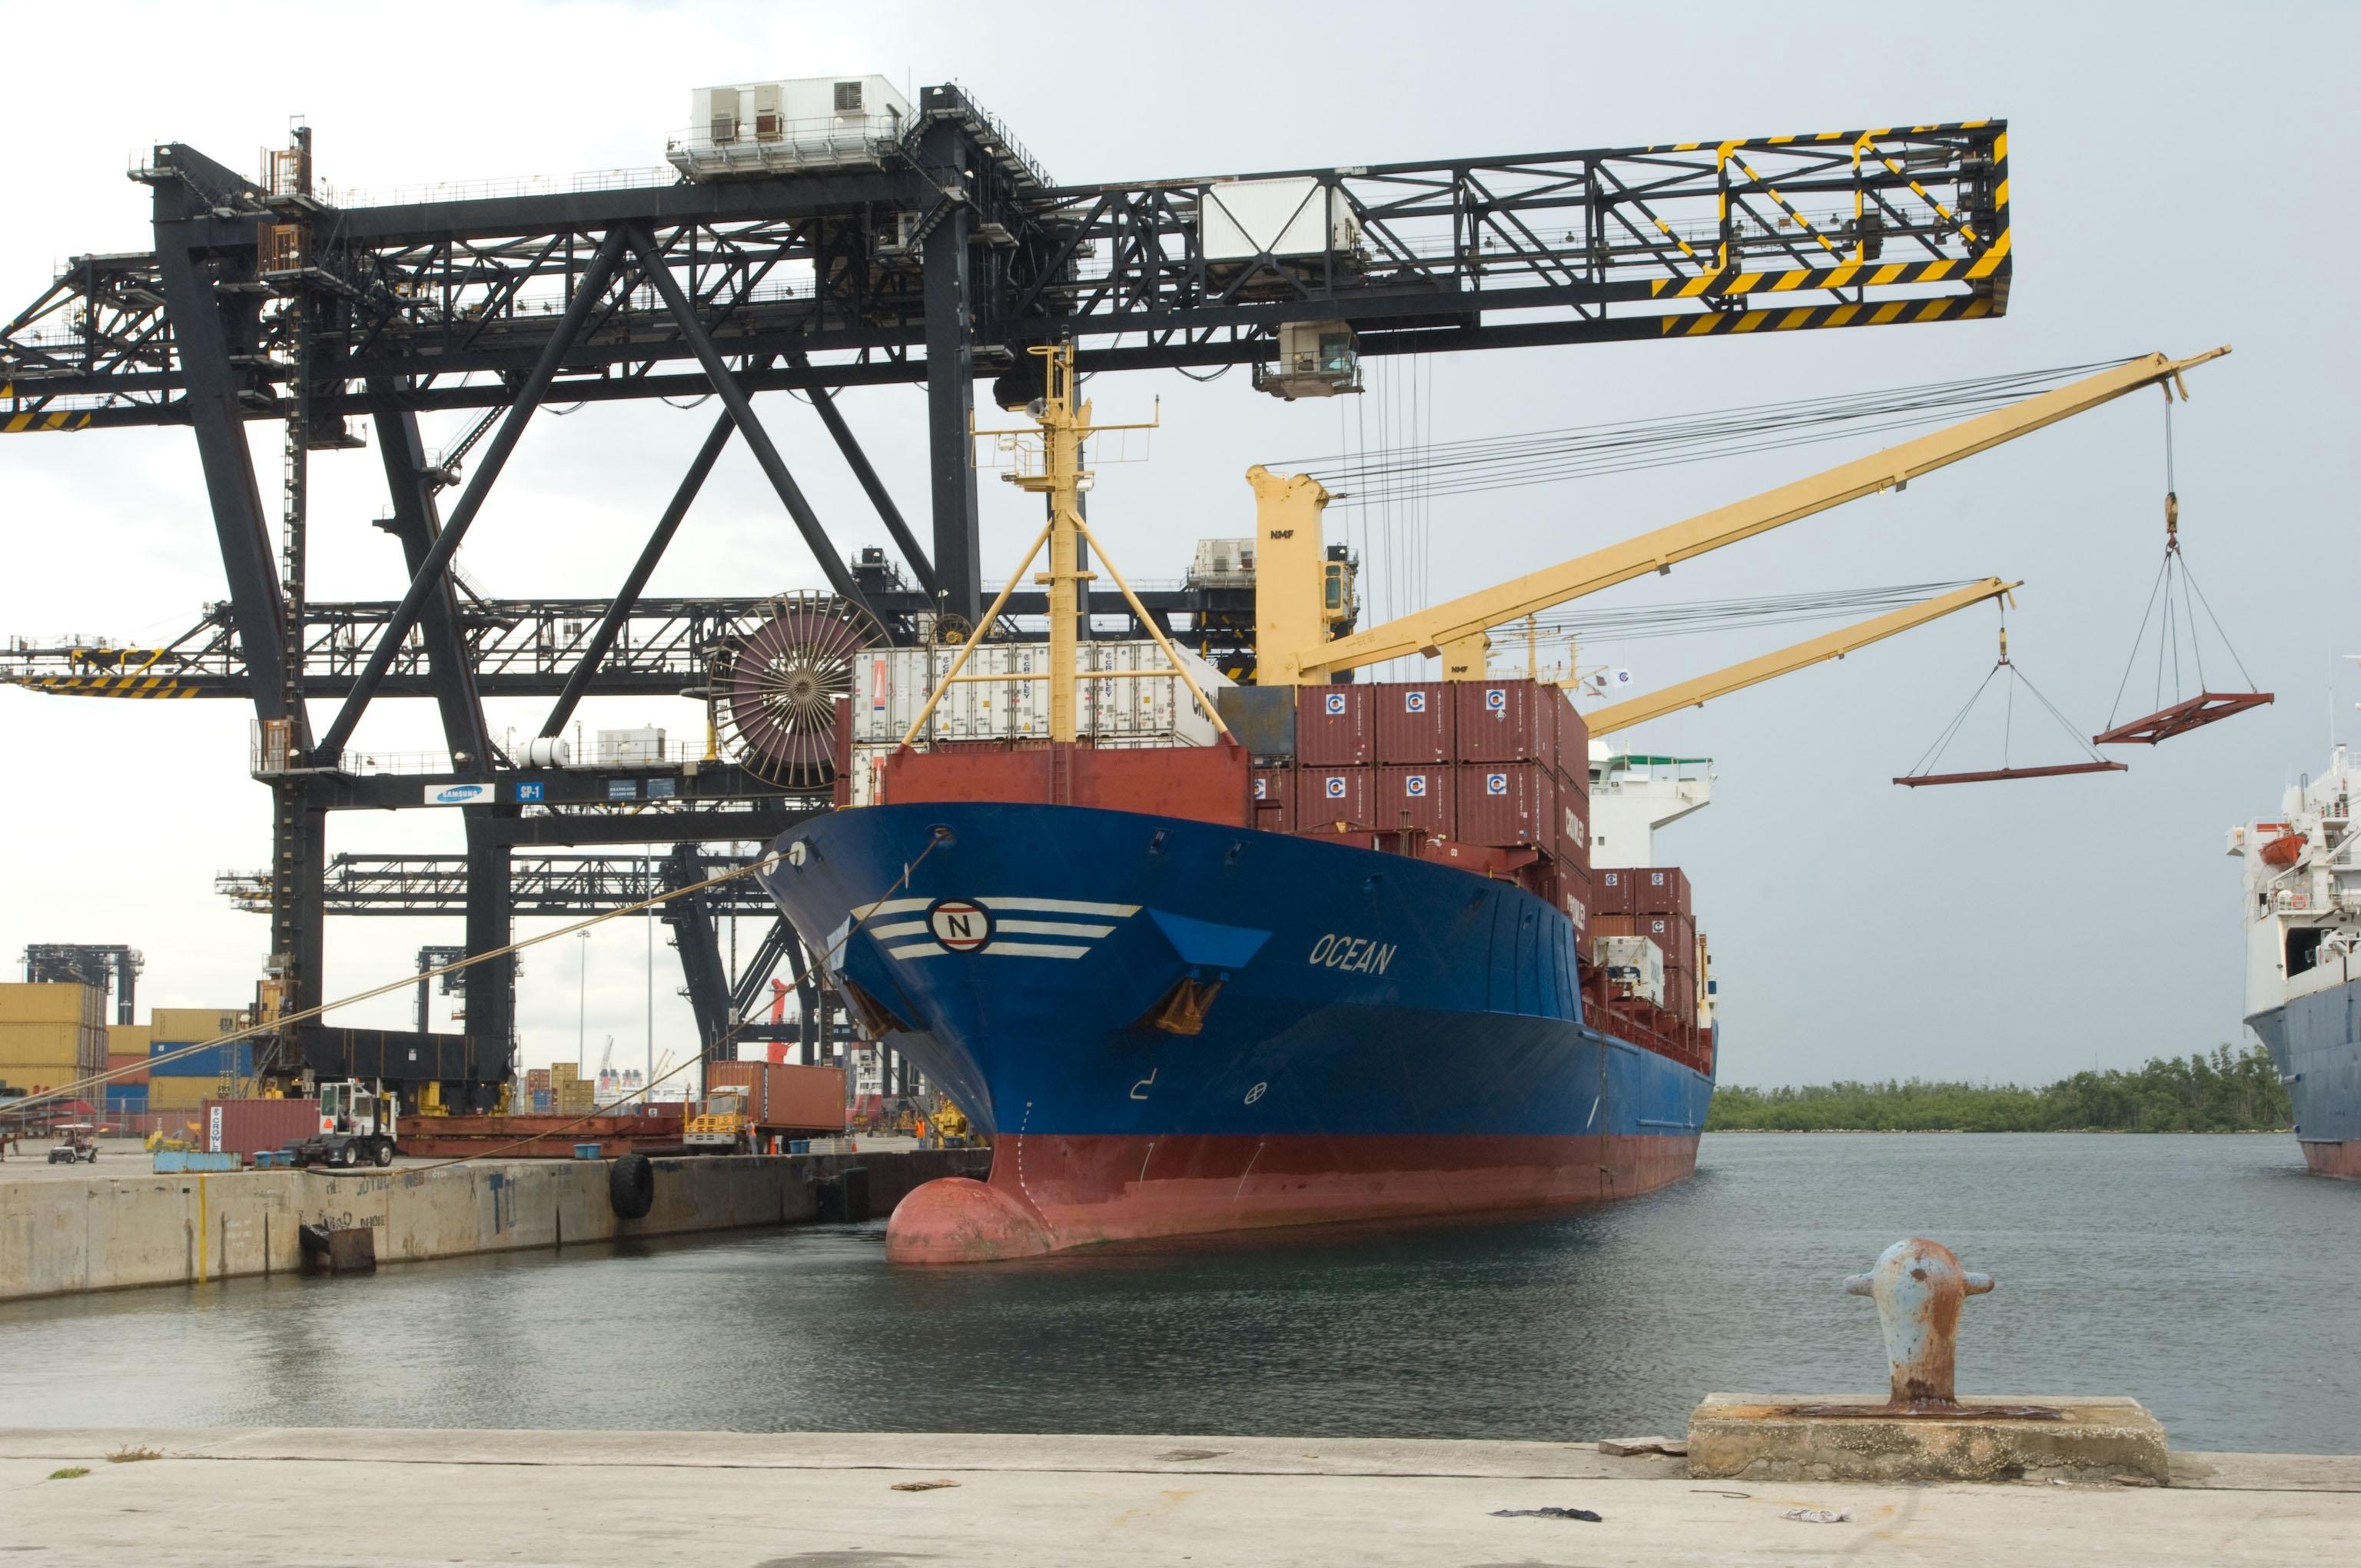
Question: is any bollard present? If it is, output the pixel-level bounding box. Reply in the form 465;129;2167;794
1842;1237;1994;1407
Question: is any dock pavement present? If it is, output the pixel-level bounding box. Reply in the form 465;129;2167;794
2;1427;2353;1565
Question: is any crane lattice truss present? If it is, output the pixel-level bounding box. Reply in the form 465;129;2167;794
1;582;1227;699
0;91;2008;1101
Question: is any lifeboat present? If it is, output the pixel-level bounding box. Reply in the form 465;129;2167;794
2261;832;2306;868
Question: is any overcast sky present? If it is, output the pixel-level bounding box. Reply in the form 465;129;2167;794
3;2;2354;1088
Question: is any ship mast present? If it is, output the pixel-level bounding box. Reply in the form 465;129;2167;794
897;341;1230;749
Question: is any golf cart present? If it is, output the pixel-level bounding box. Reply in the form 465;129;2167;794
47;1124;99;1164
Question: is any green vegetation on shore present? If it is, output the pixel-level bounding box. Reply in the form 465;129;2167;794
1706;1045;2290;1133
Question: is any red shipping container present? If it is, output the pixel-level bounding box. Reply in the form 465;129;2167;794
1558;696;1589;778
1296;683;1374;765
1631;866;1694;917
1595;911;1696;968
1374;764;1455;836
1250;766;1297;833
1454;760;1556;847
201;1097;323;1161
1454;679;1560;763
1594;867;1638;914
1373;681;1454;763
707;1061;847;1133
107;1052;149;1088
1296;766;1376;831
1556;862;1593;932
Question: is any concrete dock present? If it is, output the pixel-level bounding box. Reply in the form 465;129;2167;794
0;1148;986;1301
2;1427;2352;1565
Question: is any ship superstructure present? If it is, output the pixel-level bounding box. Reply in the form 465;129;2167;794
2228;740;2361;1177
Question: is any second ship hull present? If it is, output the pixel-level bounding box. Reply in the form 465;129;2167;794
2249;974;2361;1180
761;801;1714;1261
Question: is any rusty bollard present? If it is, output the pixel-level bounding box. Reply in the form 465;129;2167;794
1843;1237;1994;1407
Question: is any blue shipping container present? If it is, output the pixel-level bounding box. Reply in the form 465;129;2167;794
148;1040;255;1077
105;1085;148;1112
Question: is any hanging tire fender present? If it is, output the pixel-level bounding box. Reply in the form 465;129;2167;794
608;1153;656;1220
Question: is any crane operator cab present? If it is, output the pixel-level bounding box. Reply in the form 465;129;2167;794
284;1079;399;1170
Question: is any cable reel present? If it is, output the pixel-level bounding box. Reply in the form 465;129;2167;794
2090;390;2272;745
707;593;882;789
1894;607;2127;787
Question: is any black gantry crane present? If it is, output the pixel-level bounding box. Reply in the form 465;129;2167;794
0;85;2010;1105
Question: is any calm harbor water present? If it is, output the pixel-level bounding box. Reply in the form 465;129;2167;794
3;1134;2353;1453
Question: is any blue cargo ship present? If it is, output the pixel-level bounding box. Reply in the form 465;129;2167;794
762;797;1714;1261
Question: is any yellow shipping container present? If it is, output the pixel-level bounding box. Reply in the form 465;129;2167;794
151;1008;249;1043
0;1021;108;1070
0;982;105;1026
0;1022;84;1064
147;1076;218;1111
108;1023;151;1058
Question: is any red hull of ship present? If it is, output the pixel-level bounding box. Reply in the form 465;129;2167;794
2300;1139;2361;1179
885;1131;1702;1263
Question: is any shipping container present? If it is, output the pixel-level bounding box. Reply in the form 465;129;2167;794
107;1052;149;1088
1551;862;1593;933
105;1085;148;1114
1250;766;1297;833
0;1022;95;1066
1593;868;1637;915
1454;760;1557;847
151;1008;249;1042
1453;679;1561;764
1593;912;1696;971
147;1076;215;1111
149;1039;255;1078
1373;681;1454;763
706;1061;847;1133
1374;764;1455;837
203;1098;324;1160
107;1023;151;1059
1294;766;1376;832
1295;683;1374;766
848;642;1230;748
1631;866;1693;917
1595;935;1665;1006
0;982;104;1025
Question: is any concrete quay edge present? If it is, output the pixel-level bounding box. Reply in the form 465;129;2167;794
3;1427;2355;1568
0;1149;985;1301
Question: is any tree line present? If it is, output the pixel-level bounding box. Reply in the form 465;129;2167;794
1705;1044;2291;1133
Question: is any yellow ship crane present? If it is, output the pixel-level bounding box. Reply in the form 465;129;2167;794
1250;348;2230;688
1579;576;2017;736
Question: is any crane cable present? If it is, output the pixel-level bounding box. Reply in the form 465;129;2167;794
1267;359;2135;503
2099;395;2263;731
1901;610;2112;780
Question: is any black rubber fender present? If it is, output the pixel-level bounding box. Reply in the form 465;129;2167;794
608;1152;656;1220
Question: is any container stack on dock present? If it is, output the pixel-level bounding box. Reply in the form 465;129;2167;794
104;1022;149;1116
147;1008;254;1113
0;982;107;1101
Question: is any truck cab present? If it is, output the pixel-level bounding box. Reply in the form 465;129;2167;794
284;1080;399;1169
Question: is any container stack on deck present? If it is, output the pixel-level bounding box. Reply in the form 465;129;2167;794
1264;679;1593;932
1594;867;1714;1073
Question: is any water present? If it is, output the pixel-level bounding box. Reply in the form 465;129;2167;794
3;1134;2353;1452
